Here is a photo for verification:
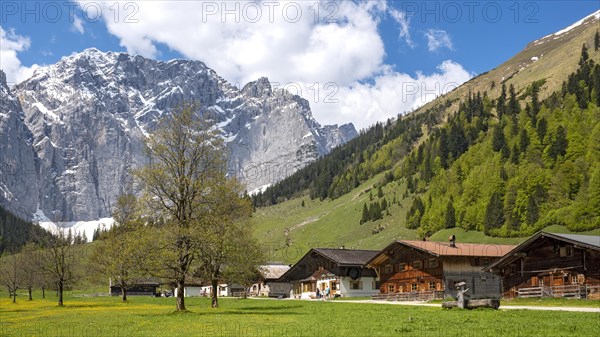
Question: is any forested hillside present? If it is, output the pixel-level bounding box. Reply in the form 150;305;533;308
254;41;600;240
0;205;51;254
405;44;600;237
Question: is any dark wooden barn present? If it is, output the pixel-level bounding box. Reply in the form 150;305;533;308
109;279;161;297
484;232;600;298
366;239;515;300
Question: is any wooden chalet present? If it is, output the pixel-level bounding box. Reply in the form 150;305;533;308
366;239;515;300
249;263;292;298
484;232;600;298
278;248;379;299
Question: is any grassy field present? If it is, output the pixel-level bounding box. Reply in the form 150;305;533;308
2;291;599;337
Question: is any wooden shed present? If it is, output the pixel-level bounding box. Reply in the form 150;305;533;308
249;263;292;298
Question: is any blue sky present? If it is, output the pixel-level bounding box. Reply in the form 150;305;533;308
1;1;598;128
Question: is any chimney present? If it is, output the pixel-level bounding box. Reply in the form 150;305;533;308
449;235;456;248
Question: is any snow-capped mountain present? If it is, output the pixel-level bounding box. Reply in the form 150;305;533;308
2;49;357;222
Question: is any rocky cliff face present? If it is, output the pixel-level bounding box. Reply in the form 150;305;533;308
5;49;356;221
0;71;39;219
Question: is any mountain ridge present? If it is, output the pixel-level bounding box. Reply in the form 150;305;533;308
0;48;357;222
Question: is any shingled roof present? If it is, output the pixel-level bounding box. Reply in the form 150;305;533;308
259;264;291;280
398;240;516;257
278;248;379;282
366;240;516;267
485;231;600;271
313;248;379;266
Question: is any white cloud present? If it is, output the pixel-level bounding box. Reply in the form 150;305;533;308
389;9;414;48
425;29;453;52
312;60;473;129
71;1;471;129
72;15;85;34
0;26;39;85
76;0;387;86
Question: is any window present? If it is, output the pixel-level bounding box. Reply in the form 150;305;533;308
480;277;487;283
428;259;439;268
560;245;575;257
429;282;436;290
482;258;490;267
411;284;418;291
566;245;574;257
387;284;395;293
413;260;422;269
399;263;406;271
571;275;578;285
506;264;516;275
384;264;393;273
350;280;362;290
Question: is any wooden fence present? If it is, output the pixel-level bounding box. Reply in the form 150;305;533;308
372;291;444;301
517;285;600;299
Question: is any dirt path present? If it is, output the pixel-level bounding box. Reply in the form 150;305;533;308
327;299;600;312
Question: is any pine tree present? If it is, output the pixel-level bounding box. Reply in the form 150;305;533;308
496;83;507;119
421;155;434;182
508;84;520;116
361;203;369;224
370;202;382;221
549;126;568;161
492;125;505;152
439;128;450;169
449;123;467;158
381;198;388;211
301;200;305;207
484;191;505;234
595;30;600;51
519;129;529;154
537;118;548;143
510;144;520;164
377;186;384;198
445;200;456;228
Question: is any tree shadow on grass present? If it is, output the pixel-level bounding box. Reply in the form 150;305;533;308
236;305;302;311
137;308;305;317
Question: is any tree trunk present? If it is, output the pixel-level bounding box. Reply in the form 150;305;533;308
12;290;16;303
58;282;64;306
121;286;127;302
42;286;45;299
176;280;186;311
28;287;32;301
211;278;219;308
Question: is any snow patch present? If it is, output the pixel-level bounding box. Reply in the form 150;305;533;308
34;208;114;243
249;183;272;196
531;57;539;62
536;9;600;42
33;102;60;121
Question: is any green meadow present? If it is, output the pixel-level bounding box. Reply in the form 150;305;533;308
1;291;599;337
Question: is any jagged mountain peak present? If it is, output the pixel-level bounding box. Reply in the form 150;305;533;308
4;49;357;222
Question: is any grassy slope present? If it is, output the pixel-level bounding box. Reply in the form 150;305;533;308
252;15;600;262
1;291;598;337
252;175;418;263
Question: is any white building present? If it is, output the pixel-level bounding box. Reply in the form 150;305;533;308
278;248;380;299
